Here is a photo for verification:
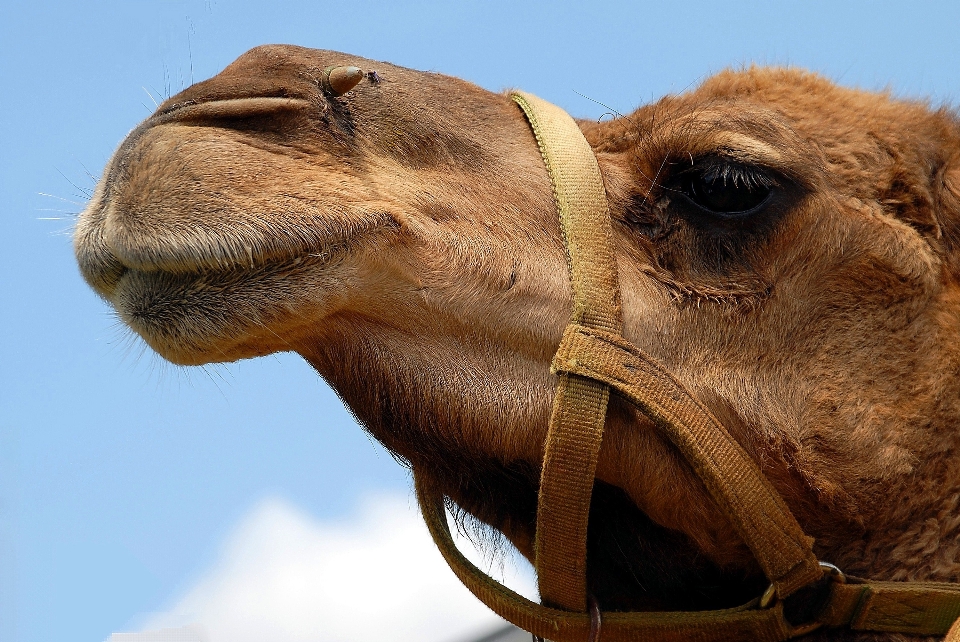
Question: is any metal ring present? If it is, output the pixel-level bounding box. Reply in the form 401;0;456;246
587;595;602;642
819;561;846;584
759;583;777;609
759;561;847;609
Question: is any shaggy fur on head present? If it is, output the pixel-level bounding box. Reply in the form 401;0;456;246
75;45;960;640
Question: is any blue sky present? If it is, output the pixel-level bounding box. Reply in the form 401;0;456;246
2;1;960;641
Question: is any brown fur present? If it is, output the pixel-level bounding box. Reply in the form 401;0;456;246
74;45;960;639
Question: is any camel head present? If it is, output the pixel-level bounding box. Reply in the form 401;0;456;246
75;45;960;630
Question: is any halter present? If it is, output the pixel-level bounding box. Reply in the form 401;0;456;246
413;92;960;641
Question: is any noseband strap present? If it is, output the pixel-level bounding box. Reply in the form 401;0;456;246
512;90;624;613
413;91;960;641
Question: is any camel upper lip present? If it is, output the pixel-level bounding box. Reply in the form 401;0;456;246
79;234;344;304
76;193;398;301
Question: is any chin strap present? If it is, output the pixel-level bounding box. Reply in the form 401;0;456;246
413;91;960;641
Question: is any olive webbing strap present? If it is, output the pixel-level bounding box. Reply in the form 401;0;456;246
510;93;622;334
820;580;960;636
511;91;623;612
415;471;960;641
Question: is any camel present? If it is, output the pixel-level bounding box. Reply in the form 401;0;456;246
74;45;960;641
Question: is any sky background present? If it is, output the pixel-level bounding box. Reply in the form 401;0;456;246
3;1;960;641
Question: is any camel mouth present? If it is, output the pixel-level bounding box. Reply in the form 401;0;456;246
76;177;399;364
76;188;396;296
75;204;397;364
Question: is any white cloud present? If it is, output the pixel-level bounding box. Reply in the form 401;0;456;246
114;493;536;642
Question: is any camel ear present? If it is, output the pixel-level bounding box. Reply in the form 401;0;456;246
936;162;960;278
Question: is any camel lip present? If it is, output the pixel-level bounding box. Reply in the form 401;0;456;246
87;235;351;307
122;243;341;279
115;248;338;303
110;249;343;360
106;238;346;276
77;207;399;308
103;212;396;276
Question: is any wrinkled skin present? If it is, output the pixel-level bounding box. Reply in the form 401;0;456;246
75;45;960;639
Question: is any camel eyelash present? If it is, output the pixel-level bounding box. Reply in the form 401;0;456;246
674;156;778;189
667;156;779;218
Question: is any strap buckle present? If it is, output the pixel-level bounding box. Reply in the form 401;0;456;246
760;561;846;609
759;561;847;637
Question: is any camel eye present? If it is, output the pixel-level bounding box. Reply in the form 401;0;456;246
678;160;775;217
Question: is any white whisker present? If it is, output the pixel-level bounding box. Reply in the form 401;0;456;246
142;86;159;109
38;192;83;206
